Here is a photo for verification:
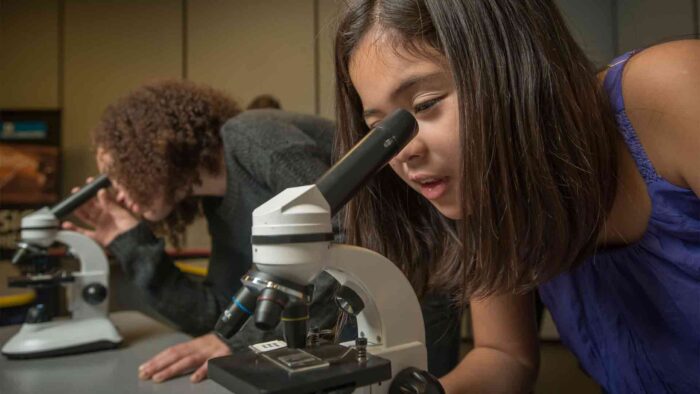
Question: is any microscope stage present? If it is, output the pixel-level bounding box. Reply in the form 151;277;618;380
208;343;391;394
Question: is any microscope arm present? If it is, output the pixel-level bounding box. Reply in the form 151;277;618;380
54;231;110;320
325;245;425;349
55;231;110;274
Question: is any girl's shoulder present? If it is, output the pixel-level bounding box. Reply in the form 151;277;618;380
622;40;700;111
620;40;700;195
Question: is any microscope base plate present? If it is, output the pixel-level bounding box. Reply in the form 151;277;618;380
209;344;391;394
1;317;123;359
2;339;120;359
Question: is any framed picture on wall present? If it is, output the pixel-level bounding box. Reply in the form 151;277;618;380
0;110;61;209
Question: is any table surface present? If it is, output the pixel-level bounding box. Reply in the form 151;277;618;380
0;310;230;394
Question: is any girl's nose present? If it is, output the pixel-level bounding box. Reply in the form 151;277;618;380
393;135;426;164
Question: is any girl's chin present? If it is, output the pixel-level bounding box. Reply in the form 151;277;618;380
433;202;462;220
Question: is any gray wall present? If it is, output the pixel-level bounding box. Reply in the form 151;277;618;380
558;0;699;67
557;0;616;67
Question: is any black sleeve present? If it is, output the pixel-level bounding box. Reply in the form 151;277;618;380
222;110;333;193
107;222;230;336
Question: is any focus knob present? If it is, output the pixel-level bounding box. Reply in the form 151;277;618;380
389;367;445;394
82;283;108;305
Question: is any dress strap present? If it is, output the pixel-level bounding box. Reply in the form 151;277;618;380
603;50;661;184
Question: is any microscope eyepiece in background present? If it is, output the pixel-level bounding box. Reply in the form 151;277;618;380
50;174;111;219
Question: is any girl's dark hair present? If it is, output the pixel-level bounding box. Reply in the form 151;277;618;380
94;80;241;246
334;0;618;301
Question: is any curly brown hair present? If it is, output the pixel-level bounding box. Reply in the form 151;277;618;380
93;80;241;246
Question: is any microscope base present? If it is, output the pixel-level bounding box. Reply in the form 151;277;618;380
209;343;392;394
1;316;122;359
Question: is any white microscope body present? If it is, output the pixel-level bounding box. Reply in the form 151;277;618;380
252;185;428;393
2;176;122;359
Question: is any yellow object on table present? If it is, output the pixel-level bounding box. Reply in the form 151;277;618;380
0;288;35;309
0;262;36;308
174;259;209;277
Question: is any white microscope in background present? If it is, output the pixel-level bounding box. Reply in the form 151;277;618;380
209;110;444;394
2;175;122;359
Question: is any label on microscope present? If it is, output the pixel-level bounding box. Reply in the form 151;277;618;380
250;340;288;353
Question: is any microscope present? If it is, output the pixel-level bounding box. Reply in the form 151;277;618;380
2;175;123;359
208;110;444;394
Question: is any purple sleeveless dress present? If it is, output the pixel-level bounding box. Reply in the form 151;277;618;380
539;51;700;393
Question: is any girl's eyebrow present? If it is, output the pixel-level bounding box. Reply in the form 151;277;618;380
391;71;444;100
362;71;444;119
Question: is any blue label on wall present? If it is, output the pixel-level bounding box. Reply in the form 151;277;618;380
1;121;48;140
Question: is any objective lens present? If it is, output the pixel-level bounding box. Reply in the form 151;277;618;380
254;287;287;331
282;300;309;349
215;286;257;340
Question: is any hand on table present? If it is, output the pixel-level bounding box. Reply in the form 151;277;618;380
61;177;139;246
138;333;232;383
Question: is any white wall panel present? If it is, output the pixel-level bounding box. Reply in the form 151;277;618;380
617;0;696;53
63;0;182;193
0;0;60;108
188;0;315;114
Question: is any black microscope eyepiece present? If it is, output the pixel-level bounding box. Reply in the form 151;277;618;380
50;174;111;219
316;109;417;215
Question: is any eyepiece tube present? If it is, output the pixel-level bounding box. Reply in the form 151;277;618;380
315;109;417;215
215;286;258;340
51;174;111;219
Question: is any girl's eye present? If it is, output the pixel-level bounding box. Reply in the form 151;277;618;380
413;96;444;114
367;95;445;128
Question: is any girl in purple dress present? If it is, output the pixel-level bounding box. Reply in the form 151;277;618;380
333;0;700;392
